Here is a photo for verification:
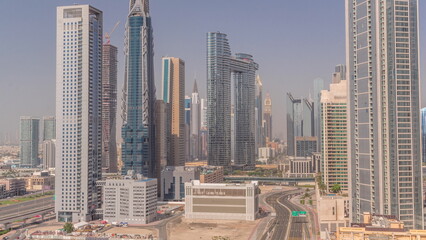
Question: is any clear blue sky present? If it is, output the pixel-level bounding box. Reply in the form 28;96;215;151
1;0;425;143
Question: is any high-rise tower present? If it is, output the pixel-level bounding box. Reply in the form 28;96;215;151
43;116;56;141
191;80;201;161
264;93;272;143
255;75;265;150
121;0;156;177
101;43;118;173
20;117;40;168
207;32;258;167
347;0;423;228
162;57;185;166
422;108;426;164
55;5;103;222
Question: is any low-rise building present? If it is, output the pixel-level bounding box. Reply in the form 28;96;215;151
100;176;157;225
258;147;275;163
26;171;55;191
0;178;26;197
161;166;200;201
200;166;223;183
335;212;426;240
0;184;7;199
185;180;259;221
316;185;350;239
289;156;313;174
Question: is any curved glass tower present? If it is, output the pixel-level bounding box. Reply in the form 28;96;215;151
121;0;156;177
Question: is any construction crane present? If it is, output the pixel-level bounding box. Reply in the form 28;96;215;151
104;21;120;45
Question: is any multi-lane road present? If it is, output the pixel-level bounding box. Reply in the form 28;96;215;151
0;196;54;225
261;190;311;240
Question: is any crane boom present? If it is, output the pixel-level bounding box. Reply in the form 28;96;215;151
104;21;120;44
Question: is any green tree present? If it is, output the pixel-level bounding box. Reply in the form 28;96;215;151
63;222;74;233
331;184;341;193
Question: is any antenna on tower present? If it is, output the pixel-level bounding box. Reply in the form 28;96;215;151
104;21;120;45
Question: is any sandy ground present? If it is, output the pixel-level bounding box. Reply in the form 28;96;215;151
27;222;63;234
104;226;157;236
168;217;261;240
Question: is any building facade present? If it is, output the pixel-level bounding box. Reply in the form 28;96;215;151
313;78;324;152
255;75;265;151
42;139;56;169
295;136;317;157
20;117;40;168
199;166;224;183
43;116;56;141
100;177;157;225
185;180;259;221
160;166;200;201
264;93;272;143
101;44;118;173
321;73;348;193
347;0;423;228
26;171;55;191
286;94;314;156
121;0;156;177
422;108;426;163
162;57;185;166
55;5;103;222
191;81;201;161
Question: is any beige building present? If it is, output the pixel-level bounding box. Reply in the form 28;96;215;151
321;74;348;193
26;171;55;191
185;180;259;221
316;185;350;239
335;213;426;240
0;178;26;196
199;166;224;183
162;57;185;166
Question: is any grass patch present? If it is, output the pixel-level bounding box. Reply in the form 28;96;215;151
0;229;11;235
0;191;54;206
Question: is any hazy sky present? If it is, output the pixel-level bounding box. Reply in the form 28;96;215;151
1;0;426;143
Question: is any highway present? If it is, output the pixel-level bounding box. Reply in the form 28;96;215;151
0;196;54;224
261;190;311;240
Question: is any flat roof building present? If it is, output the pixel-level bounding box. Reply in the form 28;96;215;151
161;166;200;201
185;180;259;221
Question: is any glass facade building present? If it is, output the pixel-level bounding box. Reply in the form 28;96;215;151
121;0;156;177
422;108;426;164
20;117;40;168
43;116;56;141
347;0;423;229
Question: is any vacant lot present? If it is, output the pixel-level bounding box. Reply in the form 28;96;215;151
168;217;261;240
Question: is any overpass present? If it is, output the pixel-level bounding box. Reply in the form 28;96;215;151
224;176;315;183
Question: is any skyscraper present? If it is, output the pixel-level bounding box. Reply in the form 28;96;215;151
20;117;40;168
42;139;56;169
313;78;324;152
422;108;426;163
286;93;314;156
233;53;258;167
255;75;265;150
184;95;191;162
200;98;208;160
101;43;118;173
162;57;185;166
321;70;348;192
264;93;272;143
207;32;258;167
43;116;56;141
55;5;103;222
347;0;423;228
121;0;156;177
191;80;201;161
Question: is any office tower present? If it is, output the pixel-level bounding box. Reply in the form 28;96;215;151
422;108;426;163
20;117;40;168
42;139;56;169
207;32;258;167
321;74;348;192
161;57;185;166
264;93;272;143
255;75;265;150
233;53;258;167
101;43;118;173
43;116;56;141
286;93;314;156
295;136;317;157
55;5;103;222
200;98;208;160
347;0;423;228
191;81;201;161
121;0;156;177
231;104;235;161
313;78;324;152
154;99;167;195
184;96;191;162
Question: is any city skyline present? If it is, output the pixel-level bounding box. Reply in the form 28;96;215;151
6;1;426;142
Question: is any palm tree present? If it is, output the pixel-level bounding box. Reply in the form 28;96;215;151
331;184;341;193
